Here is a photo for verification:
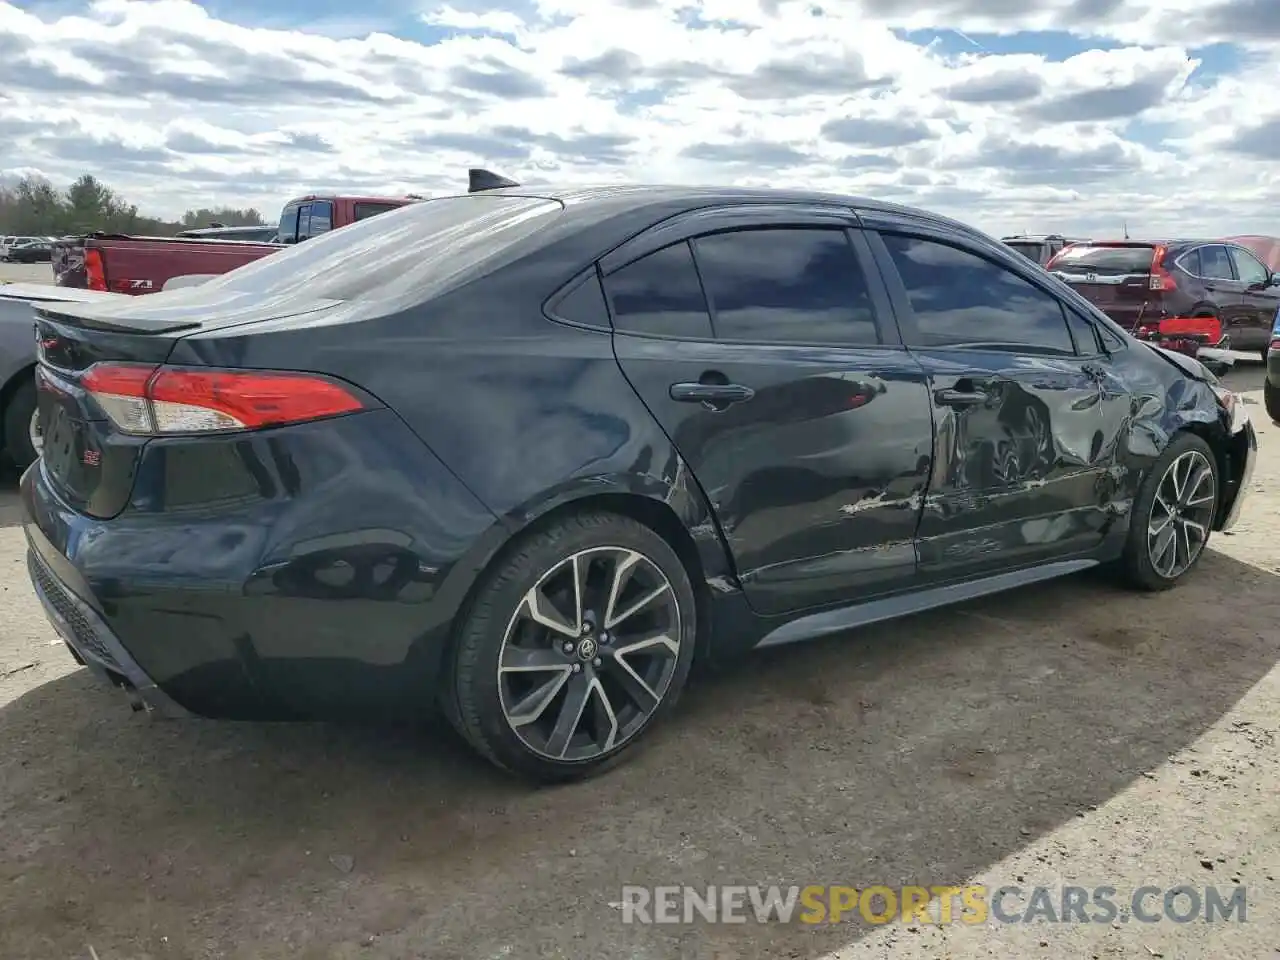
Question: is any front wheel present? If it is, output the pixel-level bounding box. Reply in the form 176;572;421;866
1118;433;1219;591
444;511;697;782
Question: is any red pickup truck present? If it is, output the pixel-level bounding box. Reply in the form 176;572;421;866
52;193;414;294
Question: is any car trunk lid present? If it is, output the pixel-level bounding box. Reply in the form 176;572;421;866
33;287;342;518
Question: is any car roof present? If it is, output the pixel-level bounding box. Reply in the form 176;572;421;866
459;183;993;243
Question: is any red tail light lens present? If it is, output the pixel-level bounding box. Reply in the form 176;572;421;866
1148;245;1177;292
81;363;369;435
84;248;107;292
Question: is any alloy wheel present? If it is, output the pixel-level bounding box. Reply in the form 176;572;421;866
1147;450;1216;580
497;546;681;762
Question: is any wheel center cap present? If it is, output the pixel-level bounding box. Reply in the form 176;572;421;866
576;637;598;661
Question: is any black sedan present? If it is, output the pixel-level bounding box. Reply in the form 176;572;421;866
20;176;1257;782
6;239;53;263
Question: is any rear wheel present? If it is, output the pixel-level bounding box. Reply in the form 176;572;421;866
2;378;40;470
1118;432;1218;591
444;511;696;782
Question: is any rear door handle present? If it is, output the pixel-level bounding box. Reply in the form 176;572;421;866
669;382;755;405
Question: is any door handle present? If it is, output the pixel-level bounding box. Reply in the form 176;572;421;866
934;385;989;406
669;382;755;405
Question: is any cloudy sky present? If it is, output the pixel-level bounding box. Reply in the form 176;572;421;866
1;0;1278;237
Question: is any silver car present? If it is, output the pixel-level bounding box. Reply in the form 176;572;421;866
0;283;125;467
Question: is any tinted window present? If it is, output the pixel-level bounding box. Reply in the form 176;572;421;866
277;203;302;244
305;200;333;238
691;229;879;345
883;234;1074;353
354;202;402;221
550;272;609;328
1052;244;1155;275
1229;246;1269;285
604;242;713;339
197;195;561;303
1064;307;1102;354
1006;242;1045;263
1198;244;1235;280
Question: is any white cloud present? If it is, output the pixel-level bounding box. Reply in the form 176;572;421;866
0;0;1277;238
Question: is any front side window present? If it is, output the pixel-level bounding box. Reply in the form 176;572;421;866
603;242;713;339
1228;246;1269;285
354;202;402;221
882;233;1074;353
276;203;303;244
691;228;880;345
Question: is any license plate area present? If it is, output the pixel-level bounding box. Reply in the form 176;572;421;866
35;366;104;495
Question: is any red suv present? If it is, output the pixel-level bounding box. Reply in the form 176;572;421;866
1046;239;1280;357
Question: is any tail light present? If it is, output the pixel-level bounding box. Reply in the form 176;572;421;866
1148;245;1177;292
81;363;370;435
84;248;107;292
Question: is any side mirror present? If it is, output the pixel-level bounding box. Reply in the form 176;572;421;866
1269;273;1280;287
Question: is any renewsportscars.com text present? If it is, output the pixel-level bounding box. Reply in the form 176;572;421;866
618;885;1248;925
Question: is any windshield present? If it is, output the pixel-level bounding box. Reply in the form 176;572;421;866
202;195;562;303
1052;245;1155;274
1006;242;1043;262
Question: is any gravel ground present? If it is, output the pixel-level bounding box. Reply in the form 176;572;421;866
0;348;1276;959
0;261;56;285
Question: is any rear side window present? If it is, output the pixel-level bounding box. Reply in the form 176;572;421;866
1052;245;1155;275
354;202;402;221
548;272;609;328
604;242;713;339
691;228;880;345
882;233;1074;354
200;195;562;303
1006;242;1044;263
1197;244;1234;280
1064;307;1103;354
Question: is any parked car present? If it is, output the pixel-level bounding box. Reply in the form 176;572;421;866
1046;239;1280;358
51;194;414;295
176;224;281;243
0;282;128;468
6;239;53;263
1226;235;1280;273
1;235;43;261
20;176;1256;783
1002;234;1088;266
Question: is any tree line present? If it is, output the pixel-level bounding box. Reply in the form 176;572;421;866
0;174;267;237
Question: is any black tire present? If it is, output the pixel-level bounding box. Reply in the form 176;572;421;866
2;378;39;470
443;510;697;783
1117;432;1219;592
1266;379;1280;424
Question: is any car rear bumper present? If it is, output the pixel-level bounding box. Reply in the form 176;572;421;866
18;410;501;721
27;545;190;717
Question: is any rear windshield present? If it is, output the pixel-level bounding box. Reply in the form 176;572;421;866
201;195;562;302
1052;245;1155;274
1006;242;1044;261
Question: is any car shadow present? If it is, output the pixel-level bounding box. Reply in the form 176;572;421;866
1;549;1276;959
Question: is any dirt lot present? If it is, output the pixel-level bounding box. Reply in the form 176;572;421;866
0;364;1277;960
0;261;56;285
